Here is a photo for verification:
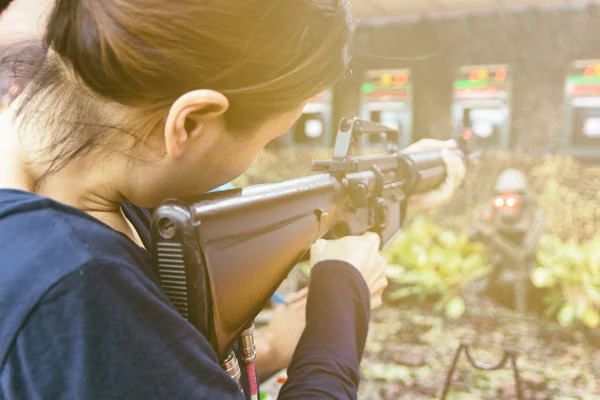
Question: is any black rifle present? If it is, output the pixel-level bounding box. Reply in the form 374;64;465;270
150;117;472;377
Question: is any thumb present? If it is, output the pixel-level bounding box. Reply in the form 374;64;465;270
310;238;327;257
287;287;308;304
441;148;466;182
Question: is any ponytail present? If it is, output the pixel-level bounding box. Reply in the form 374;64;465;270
0;0;15;14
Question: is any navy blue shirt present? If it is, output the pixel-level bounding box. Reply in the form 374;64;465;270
0;189;370;399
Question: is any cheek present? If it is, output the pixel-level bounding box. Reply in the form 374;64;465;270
212;140;264;179
235;143;264;172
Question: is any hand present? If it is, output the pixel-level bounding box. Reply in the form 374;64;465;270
310;232;388;309
255;288;308;376
404;139;466;214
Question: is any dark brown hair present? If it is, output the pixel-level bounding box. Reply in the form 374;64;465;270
0;0;12;14
11;0;352;177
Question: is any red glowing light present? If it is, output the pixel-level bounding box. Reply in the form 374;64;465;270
494;197;504;208
584;65;595;77
462;130;473;140
495;68;507;82
277;376;288;384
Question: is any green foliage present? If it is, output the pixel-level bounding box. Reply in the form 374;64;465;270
531;234;600;329
360;363;412;384
383;216;492;319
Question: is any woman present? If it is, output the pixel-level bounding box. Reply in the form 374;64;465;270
1;52;305;380
0;0;465;399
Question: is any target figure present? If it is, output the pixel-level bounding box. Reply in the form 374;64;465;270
469;169;546;312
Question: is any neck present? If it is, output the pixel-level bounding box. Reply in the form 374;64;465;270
0;108;144;247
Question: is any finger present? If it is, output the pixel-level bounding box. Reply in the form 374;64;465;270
440;147;461;166
409;187;444;209
287;287;309;304
405;139;440;152
434;180;455;205
406;138;447;152
370;255;388;285
441;149;466;182
361;231;382;249
368;262;386;287
445;139;458;148
360;232;382;266
370;296;383;310
440;157;461;189
370;288;387;305
288;298;308;310
372;276;388;293
310;238;327;257
448;156;466;183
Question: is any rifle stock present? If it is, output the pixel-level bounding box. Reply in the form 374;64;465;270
151;117;469;359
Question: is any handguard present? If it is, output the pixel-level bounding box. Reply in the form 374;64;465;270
151;117;470;359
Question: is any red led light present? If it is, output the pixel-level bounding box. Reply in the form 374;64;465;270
277;376;288;384
494;197;504;208
462;130;473;140
584;65;595;77
495;68;507;82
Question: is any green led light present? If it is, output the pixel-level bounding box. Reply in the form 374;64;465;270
568;76;600;85
454;80;489;89
362;83;374;93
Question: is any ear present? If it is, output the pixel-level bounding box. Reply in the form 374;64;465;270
164;90;230;158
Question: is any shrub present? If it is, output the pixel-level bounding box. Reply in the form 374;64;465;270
383;216;492;319
531;234;600;329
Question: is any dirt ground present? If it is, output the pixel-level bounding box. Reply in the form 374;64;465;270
358;294;600;400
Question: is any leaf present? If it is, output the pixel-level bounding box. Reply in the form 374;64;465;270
462;253;483;272
582;307;600;329
440;254;462;276
545;296;564;318
398;269;442;286
536;251;557;270
299;262;311;278
531;267;557;288
575;298;588;318
587;248;600;276
564;243;586;269
416;252;429;267
445;296;466;319
438;231;457;248
388;287;416;301
549;263;571;280
411;216;433;241
558;303;575;327
383;365;411;382
360;363;411;383
430;247;447;266
466;265;494;282
385;265;406;281
583;278;600;306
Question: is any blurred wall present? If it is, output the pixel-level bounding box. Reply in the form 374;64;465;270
0;0;52;48
336;5;600;154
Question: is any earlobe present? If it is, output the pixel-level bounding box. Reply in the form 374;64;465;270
164;90;230;158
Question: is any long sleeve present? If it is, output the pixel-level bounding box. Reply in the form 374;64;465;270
1;260;245;400
278;261;371;399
